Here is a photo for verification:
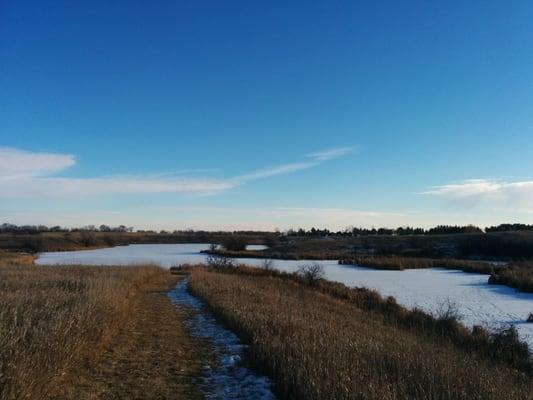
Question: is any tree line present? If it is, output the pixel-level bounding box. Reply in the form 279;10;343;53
0;223;134;234
287;224;532;237
2;222;533;236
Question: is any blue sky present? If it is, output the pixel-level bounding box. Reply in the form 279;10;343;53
1;1;533;230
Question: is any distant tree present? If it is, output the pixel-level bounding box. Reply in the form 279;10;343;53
99;224;111;232
264;235;279;248
428;225;482;235
486;223;533;233
221;236;247;251
80;231;96;247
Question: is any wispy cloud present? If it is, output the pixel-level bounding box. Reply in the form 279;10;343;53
0;176;236;198
423;179;533;212
234;161;317;182
234;146;353;183
0;147;75;178
0;146;353;198
306;147;354;161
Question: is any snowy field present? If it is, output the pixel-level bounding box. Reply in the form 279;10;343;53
37;243;533;349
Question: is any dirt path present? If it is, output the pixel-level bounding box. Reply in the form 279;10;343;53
55;274;205;400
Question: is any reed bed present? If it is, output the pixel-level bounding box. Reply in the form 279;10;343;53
204;248;344;260
339;255;495;273
489;262;533;293
188;266;533;400
0;250;36;267
0;264;167;400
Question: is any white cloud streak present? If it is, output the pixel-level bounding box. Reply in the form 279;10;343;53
234;146;353;183
306;147;354;161
0;147;75;178
424;179;533;211
233;161;318;182
0;176;236;198
0;146;352;198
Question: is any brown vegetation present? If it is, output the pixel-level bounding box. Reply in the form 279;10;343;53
489;262;533;293
0;230;269;253
340;255;496;273
220;235;248;251
0;264;202;400
188;265;533;400
204;247;345;260
0;250;35;267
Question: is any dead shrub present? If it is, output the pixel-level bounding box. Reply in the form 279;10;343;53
296;263;324;286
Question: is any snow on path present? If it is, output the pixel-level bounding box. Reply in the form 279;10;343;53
168;278;276;400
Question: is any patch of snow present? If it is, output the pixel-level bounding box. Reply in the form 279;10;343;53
167;278;276;400
245;244;268;251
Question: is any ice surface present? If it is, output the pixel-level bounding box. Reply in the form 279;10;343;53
37;244;533;349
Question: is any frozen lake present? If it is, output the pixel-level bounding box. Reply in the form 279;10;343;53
37;243;533;349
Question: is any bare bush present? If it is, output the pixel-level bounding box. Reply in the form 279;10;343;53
297;263;325;286
436;300;462;322
261;259;275;271
80;231;96;247
206;253;236;269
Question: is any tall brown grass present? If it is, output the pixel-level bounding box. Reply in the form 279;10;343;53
0;250;36;267
0;264;167;400
489;262;533;293
188;266;533;400
340;255;495;273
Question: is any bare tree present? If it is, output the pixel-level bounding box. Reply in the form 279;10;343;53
297;263;325;286
261;259;275;271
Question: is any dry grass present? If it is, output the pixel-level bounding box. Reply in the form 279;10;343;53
0;263;200;400
188;266;533;400
0;250;36;267
58;272;204;399
340;255;495;274
489;262;533;293
204;247;345;260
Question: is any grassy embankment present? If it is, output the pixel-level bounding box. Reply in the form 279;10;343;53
209;230;533;260
0;231;269;253
4;228;533;259
0;263;203;400
338;255;496;273
187;265;533;400
489;262;533;293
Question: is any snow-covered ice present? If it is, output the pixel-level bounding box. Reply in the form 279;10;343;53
37;243;533;349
